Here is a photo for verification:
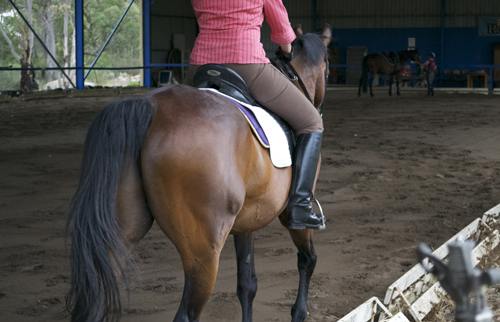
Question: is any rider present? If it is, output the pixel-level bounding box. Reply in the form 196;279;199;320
184;0;325;230
418;52;437;96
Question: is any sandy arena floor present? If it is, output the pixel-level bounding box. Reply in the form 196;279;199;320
0;89;499;321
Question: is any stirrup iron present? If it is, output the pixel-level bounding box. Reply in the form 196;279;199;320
312;197;326;230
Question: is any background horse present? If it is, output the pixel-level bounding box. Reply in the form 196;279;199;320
65;24;331;322
358;50;421;97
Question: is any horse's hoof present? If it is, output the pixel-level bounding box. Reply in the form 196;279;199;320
397;93;401;96
370;94;374;97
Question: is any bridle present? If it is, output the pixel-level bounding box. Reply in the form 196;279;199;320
270;52;329;117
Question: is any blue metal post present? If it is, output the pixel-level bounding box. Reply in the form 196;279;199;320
75;0;84;89
142;0;151;87
85;0;136;80
440;0;445;79
489;68;493;94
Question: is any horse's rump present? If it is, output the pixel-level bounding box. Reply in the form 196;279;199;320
142;85;290;233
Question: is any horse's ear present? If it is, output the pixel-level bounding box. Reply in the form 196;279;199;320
321;23;332;46
294;24;303;36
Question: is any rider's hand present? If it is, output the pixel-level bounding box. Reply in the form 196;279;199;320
275;45;293;63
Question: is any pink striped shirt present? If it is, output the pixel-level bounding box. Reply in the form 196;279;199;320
190;0;296;65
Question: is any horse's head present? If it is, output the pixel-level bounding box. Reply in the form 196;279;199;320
291;24;332;114
408;49;421;64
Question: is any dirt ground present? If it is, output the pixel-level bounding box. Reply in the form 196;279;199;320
0;89;499;322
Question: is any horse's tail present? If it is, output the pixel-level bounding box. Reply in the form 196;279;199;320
65;98;155;322
361;57;369;93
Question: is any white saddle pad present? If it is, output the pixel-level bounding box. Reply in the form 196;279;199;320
199;88;292;168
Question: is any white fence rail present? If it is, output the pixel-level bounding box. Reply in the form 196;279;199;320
337;203;500;322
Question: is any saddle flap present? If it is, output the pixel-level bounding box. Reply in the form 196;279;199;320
192;64;258;107
193;64;296;164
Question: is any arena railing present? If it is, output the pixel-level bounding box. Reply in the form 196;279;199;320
0;63;190;92
327;64;500;93
2;63;500;93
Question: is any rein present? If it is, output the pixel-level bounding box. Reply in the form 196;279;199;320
270;54;328;117
270;57;312;103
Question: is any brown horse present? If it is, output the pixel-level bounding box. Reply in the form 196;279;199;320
358;50;421;97
65;24;331;322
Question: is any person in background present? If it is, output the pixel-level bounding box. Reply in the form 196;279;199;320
183;0;325;230
418;52;437;96
400;65;412;88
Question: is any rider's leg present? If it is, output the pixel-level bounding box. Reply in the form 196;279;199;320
227;63;325;230
186;63;324;229
428;71;435;96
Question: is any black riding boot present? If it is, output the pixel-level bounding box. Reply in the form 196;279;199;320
286;132;325;230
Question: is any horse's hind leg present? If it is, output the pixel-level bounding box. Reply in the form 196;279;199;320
369;75;375;97
234;233;257;322
288;229;317;322
143;162;240;322
396;75;401;96
170;215;234;322
116;161;154;262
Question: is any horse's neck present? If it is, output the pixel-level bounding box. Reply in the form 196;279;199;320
400;51;415;63
397;51;407;62
292;59;317;98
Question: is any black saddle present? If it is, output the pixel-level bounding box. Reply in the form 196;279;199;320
192;64;295;154
383;52;399;65
192;64;258;107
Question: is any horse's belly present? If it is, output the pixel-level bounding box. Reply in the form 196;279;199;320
230;167;291;234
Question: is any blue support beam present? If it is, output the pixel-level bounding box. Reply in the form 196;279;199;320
489;68;493;94
440;0;446;80
75;0;84;89
142;0;151;87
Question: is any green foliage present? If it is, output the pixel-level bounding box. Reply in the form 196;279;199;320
0;0;141;89
83;0;140;68
0;70;21;91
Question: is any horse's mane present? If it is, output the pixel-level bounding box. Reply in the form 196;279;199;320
397;49;419;60
292;32;328;65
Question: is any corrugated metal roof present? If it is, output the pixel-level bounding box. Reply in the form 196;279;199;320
286;0;498;29
446;0;500;27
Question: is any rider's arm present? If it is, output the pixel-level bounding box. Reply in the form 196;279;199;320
280;43;292;54
263;0;296;47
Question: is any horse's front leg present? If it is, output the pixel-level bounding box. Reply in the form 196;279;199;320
388;76;393;96
288;229;317;322
369;75;375;97
396;74;401;96
234;233;257;322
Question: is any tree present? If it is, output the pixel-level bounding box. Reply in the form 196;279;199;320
0;0;38;91
0;0;141;90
